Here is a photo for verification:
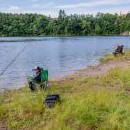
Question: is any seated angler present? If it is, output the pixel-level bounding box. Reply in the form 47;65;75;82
28;66;43;91
28;66;48;91
119;45;124;55
113;45;124;56
33;66;43;83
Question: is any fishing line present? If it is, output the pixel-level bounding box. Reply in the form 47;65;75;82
0;44;28;77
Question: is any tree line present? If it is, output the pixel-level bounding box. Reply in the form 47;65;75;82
0;10;130;36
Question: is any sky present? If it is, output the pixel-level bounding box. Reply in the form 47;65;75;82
0;0;130;17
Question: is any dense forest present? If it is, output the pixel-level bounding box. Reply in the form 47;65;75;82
0;10;130;36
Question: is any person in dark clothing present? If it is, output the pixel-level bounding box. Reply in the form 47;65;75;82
113;45;124;56
120;45;124;54
33;66;43;83
28;66;43;91
28;66;50;91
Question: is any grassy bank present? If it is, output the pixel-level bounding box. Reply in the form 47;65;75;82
1;52;130;130
100;51;130;64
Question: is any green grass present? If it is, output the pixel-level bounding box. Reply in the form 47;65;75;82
100;51;130;64
1;53;130;130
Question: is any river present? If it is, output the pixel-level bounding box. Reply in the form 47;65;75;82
0;36;130;90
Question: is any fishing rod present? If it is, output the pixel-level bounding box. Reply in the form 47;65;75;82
0;44;28;77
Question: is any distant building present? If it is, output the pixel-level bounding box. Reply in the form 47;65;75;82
126;11;130;17
117;12;126;17
121;31;130;36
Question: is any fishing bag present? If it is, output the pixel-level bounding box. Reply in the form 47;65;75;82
44;94;60;108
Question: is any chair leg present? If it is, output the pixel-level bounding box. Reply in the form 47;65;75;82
40;82;46;90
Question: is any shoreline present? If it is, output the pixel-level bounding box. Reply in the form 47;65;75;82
57;53;130;81
0;35;130;38
66;60;130;79
1;52;130;93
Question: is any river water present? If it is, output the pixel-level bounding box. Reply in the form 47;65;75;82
0;36;130;90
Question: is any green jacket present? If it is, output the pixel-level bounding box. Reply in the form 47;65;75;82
41;70;48;82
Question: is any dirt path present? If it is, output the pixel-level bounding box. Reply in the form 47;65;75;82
64;60;130;79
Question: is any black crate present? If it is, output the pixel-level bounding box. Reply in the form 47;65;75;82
44;94;60;108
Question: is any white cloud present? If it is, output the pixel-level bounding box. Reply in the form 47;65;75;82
32;4;40;8
99;6;130;14
31;0;40;2
64;3;130;16
0;0;129;17
32;2;55;9
8;6;20;13
56;0;130;9
20;10;58;17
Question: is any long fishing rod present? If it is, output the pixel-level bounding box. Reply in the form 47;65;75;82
0;44;28;77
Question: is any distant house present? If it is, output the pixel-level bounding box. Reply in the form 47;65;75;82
121;31;130;36
126;11;130;17
117;13;126;17
117;11;130;18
